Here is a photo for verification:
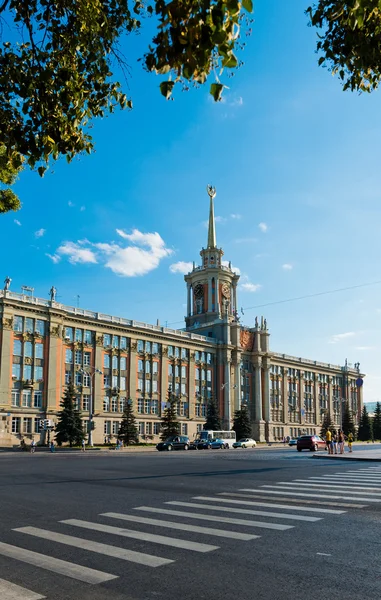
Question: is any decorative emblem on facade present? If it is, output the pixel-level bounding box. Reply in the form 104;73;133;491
240;329;254;351
96;335;104;347
194;284;204;298
49;324;61;338
221;283;230;299
2;317;13;330
24;356;32;365
162;346;168;356
130;340;137;352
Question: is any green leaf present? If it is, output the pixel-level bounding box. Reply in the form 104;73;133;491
160;81;175;99
223;53;238;68
242;0;253;13
37;166;46;177
210;83;224;102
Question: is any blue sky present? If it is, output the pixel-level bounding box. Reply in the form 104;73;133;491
2;1;381;401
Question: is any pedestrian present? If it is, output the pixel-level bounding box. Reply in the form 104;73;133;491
338;430;345;454
119;439;123;449
50;440;55;453
332;431;338;454
30;439;36;454
348;432;353;453
81;438;86;452
325;429;332;454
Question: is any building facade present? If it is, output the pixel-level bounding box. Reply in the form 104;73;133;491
0;189;364;446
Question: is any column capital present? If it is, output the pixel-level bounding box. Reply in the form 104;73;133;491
253;356;262;369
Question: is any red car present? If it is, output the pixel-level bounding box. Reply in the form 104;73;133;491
297;435;326;452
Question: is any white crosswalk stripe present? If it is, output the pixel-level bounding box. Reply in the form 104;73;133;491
0;578;45;600
310;476;381;483
14;526;173;568
134;506;292;530
265;483;381;496
61;519;219;553
307;477;381;486
291;480;381;491
101;512;257;540
218;493;346;513
0;541;117;584
167;500;321;522
239;488;373;504
236;491;358;508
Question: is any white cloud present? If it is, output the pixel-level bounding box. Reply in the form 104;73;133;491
170;261;193;275
14;219;21;226
222;260;241;275
56;242;98;265
329;332;356;344
230;213;242;220
258;222;268;233
68;201;75;207
282;263;293;271
35;228;46;238
241;282;262;293
46;253;61;264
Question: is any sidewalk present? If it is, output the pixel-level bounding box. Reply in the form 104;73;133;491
313;449;381;462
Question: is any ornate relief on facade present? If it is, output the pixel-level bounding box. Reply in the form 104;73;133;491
240;329;254;351
161;346;168;356
48;324;61;338
130;340;137;352
2;317;13;330
96;335;104;347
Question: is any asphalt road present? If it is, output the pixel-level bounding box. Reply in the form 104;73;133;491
1;446;381;600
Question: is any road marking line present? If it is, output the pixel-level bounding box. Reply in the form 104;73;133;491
292;480;381;492
14;527;173;568
238;488;376;503
218;494;346;514
134;507;292;531
0;578;45;600
310;476;381;483
101;512;258;541
61;519;218;553
259;485;381;502
0;541;117;584
169;500;321;522
316;552;331;556
273;483;381;495
329;473;381;477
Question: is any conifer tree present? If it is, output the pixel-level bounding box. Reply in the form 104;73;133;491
232;405;252;441
342;401;355;437
55;382;85;447
160;389;180;441
203;397;222;431
373;402;381;441
320;411;334;438
358;405;372;441
118;400;139;446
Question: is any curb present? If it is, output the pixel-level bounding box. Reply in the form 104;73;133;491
313;453;381;462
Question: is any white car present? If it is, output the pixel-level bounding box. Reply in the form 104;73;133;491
233;438;257;448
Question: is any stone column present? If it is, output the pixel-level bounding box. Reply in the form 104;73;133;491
187;284;191;317
232;283;237;316
314;375;319;426
0;314;13;410
215;277;220;315
129;340;137;410
208;278;213;313
282;371;288;431
46;321;63;412
188;351;196;420
223;355;231;429
328;376;333;421
262;358;271;441
93;339;103;415
252;357;265;441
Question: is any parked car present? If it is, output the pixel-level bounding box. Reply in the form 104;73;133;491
210;438;229;449
296;435;326;452
233;438;257;448
156;435;190;451
195;439;213;450
288;438;298;446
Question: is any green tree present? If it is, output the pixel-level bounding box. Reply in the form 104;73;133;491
0;0;254;211
342;401;355;437
357;404;372;441
0;146;22;213
232;405;252;440
372;402;381;441
55;382;85;447
118;400;139;446
320;411;334;438
160;389;180;440
203;397;222;431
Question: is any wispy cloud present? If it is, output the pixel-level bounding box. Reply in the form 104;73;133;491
282;263;293;271
50;229;172;276
241;282;262;293
14;219;21;226
230;213;242;220
222;260;241;275
68;201;75;207
170;261;193;275
35;228;46;238
329;332;356;344
46;253;61;264
258;222;268;233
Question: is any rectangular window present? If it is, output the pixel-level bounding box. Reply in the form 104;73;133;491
23;418;32;434
152;343;159;354
207;353;212;364
138;378;143;391
104;375;110;388
35;366;43;381
138;399;143;413
104;354;110;368
120;377;126;391
64;327;74;342
22;390;32;407
120;336;127;350
83;395;90;411
145;341;151;353
75;329;83;342
137;340;144;353
111;397;118;412
23;365;32;380
181;366;186;378
195;351;200;362
104;420;111;435
119;397;126;412
65;349;73;364
13;339;22;356
84;330;93;344
34;391;42;408
152;380;158;393
138;360;144;373
103;396;110;412
75;372;82;386
120;357;127;370
25;318;34;333
35;344;43;359
83;372;90;387
168;346;174;357
104;334;111;347
145;422;152;435
84;352;91;366
138;422;144;435
175;365;179;377
153;362;158;374
207;370;212;382
151;400;158;414
12;417;21;433
153;422;160;435
195;404;200;417
112;335;119;348
112;421;120;435
112;355;118;370
195;368;200;380
24;342;33;358
145;361;150;374
34;418;40;433
146;379;151;393
144;399;150;414
75;350;82;365
35;319;45;336
181;348;187;359
12;391;20;407
201;352;205;363
65;370;72;384
168;364;173;376
112;375;118;388
175;347;180;358
181;383;186;396
201;404;207;417
181;423;188;435
14;316;23;332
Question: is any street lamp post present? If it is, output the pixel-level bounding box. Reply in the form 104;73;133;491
79;367;102;447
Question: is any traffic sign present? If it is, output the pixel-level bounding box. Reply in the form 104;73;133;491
356;378;364;387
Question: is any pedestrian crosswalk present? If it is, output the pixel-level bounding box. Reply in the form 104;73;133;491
1;464;381;599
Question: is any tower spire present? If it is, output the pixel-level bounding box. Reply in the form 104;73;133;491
206;184;217;249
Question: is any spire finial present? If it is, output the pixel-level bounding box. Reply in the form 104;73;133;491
206;184;217;249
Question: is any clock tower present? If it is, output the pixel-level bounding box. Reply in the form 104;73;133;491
184;186;240;336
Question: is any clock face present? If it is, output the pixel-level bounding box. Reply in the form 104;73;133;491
194;284;204;299
221;283;230;299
